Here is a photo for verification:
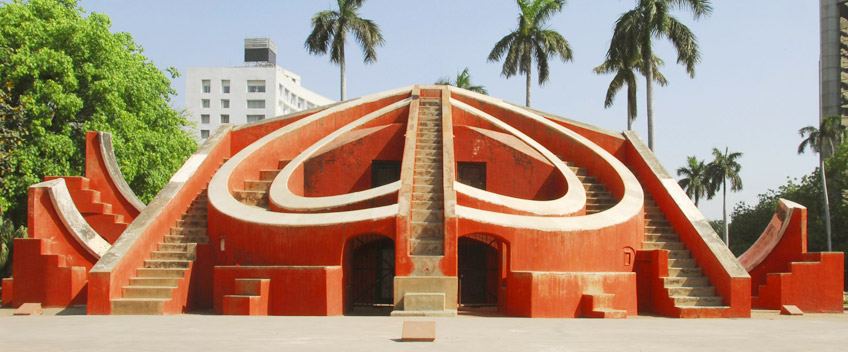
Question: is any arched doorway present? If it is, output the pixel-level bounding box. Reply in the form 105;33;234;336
458;235;502;309
345;234;395;315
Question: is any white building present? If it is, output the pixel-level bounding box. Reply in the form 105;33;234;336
186;38;334;140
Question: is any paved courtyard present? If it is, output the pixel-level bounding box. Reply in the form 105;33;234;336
0;307;846;351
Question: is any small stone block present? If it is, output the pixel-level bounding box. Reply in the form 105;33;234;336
401;321;435;342
780;305;803;316
13;303;43;316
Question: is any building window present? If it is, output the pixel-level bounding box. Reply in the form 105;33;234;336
201;114;210;124
247;80;266;93
221;114;229;123
201;80;211;93
279;84;284;97
298;97;305;109
200;130;210;139
201;99;210;108
247;114;265;122
247;100;265;109
221;80;230;93
221;99;229;108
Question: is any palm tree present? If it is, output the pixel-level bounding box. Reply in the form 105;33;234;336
304;0;385;101
594;53;668;130
435;67;488;95
798;115;846;251
488;0;574;108
605;0;713;150
676;155;711;207
706;147;742;245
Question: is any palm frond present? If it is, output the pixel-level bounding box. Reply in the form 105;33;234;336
666;16;700;77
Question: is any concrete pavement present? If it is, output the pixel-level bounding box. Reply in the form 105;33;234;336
0;308;846;351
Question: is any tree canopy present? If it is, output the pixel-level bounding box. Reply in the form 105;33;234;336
0;0;196;226
435;67;488;95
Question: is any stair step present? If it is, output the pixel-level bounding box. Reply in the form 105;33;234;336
136;268;186;278
642;241;685;250
413;175;442;186
411;221;443;239
259;170;281;181
122;286;175;299
150;251;194;261
412;200;443;210
163;235;209;244
413;192;444;202
672;296;724;307
110;298;167;315
410;239;444;256
177;219;206;228
668;258;697;268
144;259;191;269
664;276;710;287
644;233;679;242
412;184;444;195
244;180;272;192
234;190;268;206
170;227;207;236
668;250;691;259
416;143;441;151
411;209;444;222
667;286;716;297
129;277;181;287
668;267;703;277
158;243;189;252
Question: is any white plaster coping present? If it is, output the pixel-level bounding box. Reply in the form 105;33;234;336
92;124;233;272
623;131;748;277
737;199;803;272
32;178;111;258
450;99;585;216
207;87;415;227
447;88;643;230
269;99;411;211
97;132;145;212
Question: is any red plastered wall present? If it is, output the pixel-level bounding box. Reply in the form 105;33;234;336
214;266;343;315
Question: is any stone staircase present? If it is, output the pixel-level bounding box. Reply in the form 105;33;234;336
391;97;456;317
234;160;289;209
110;190;210;314
642;195;726;311
222;278;270;315
48;176;129;243
410;98;445;258
582;293;627;318
564;162;616;214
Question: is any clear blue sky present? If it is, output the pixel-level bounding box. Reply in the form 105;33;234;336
80;0;820;222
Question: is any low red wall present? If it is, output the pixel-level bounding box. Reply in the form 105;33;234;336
213;266;343;315
505;271;636;318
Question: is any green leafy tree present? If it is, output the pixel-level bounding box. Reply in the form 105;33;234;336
488;0;574;108
0;0;197;226
676;155;711;207
304;0;385;101
435;67;488;95
798;115;846;251
594;54;667;130
706;147;743;245
605;0;712;150
0;213;27;278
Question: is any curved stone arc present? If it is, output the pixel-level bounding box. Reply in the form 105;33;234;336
447;87;643;230
40;178;112;258
450;99;585;216
268;99;410;212
208;87;414;227
737;198;802;272
97;132;146;212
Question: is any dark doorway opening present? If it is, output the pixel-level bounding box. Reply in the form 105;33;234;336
457;162;486;190
458;235;500;308
371;160;401;187
346;235;395;315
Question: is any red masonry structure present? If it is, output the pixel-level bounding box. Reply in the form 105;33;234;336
2;86;842;318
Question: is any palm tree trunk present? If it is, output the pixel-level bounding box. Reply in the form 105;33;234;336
722;178;729;245
525;66;532;108
340;54;346;101
821;158;833;251
644;48;655;151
